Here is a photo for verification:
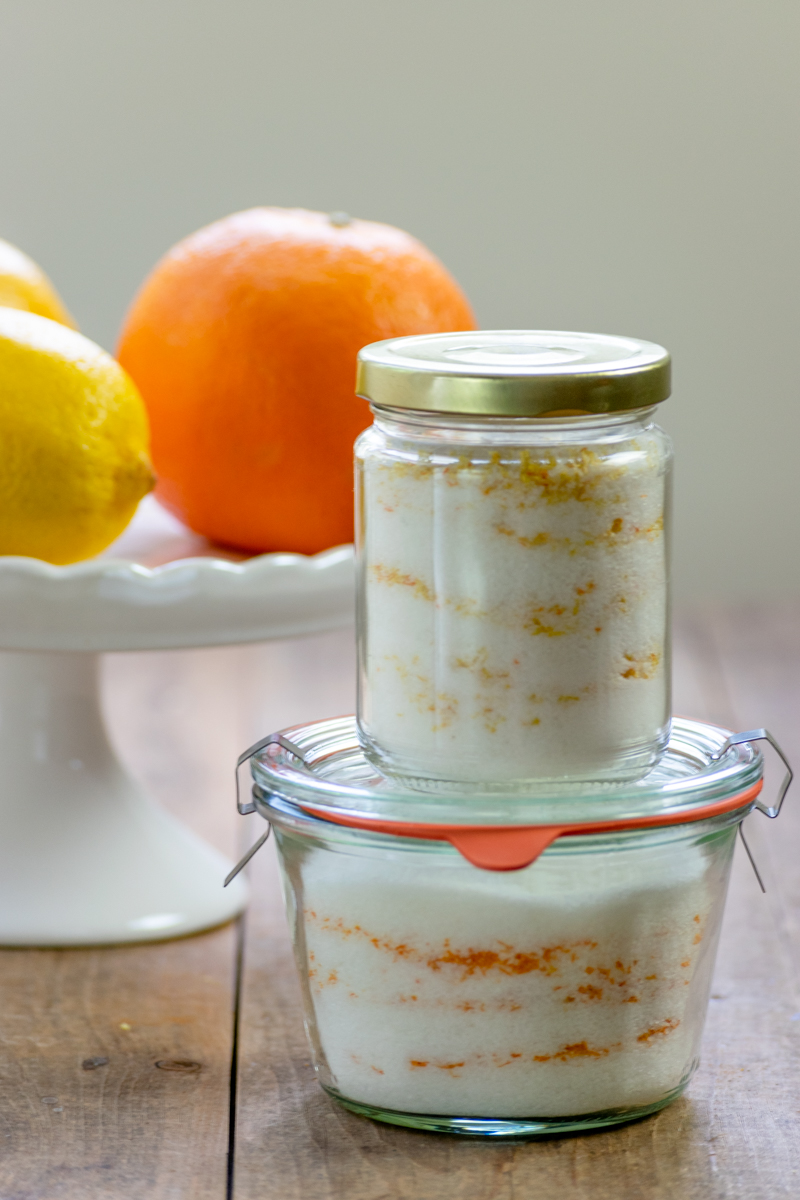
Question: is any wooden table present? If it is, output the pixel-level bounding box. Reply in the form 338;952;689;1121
1;610;798;1198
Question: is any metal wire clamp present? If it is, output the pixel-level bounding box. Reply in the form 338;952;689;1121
224;733;310;887
233;733;310;815
711;728;794;894
710;728;793;818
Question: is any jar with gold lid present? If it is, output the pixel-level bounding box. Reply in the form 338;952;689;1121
354;330;672;790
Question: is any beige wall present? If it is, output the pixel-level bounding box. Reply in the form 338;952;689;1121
1;0;798;601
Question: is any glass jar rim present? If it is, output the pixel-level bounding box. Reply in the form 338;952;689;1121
256;788;752;869
250;716;762;829
368;404;660;434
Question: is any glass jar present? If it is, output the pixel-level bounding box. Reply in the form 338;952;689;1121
354;331;673;791
245;715;766;1138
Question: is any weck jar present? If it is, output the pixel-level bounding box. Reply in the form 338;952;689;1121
235;715;775;1138
354;330;673;790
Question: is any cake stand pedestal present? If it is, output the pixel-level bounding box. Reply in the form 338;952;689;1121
0;497;354;945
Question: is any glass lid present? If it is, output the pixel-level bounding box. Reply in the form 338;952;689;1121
250;716;762;828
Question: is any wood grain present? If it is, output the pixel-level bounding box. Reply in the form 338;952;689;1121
0;928;237;1200
232;612;800;1199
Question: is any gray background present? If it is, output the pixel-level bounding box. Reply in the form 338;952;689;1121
0;0;797;601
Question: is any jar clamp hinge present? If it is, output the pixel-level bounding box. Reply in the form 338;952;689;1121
711;728;794;894
225;733;310;887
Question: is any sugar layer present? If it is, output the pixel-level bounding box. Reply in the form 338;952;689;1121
294;834;724;1118
357;428;669;783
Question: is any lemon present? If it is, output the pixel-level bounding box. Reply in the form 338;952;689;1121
0;237;77;328
0;309;155;564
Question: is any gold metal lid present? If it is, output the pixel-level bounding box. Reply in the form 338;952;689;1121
356;330;671;417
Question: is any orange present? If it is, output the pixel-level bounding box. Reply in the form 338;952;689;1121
116;207;476;554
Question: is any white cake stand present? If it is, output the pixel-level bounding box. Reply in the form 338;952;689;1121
0;497;355;945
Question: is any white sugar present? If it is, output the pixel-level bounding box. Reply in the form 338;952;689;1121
358;430;669;784
299;838;718;1118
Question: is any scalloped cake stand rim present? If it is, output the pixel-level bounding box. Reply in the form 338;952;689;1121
0;543;356;651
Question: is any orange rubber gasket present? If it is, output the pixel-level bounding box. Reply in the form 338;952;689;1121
296;781;763;871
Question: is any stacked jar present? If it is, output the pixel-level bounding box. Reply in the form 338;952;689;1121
354;330;673;790
231;329;788;1138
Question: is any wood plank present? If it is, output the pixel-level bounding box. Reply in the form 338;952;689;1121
233;615;800;1199
0;928;237;1200
0;642;259;1199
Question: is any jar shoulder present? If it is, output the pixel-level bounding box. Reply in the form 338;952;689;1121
356;418;673;467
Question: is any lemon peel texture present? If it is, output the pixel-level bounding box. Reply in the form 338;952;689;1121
0;309;155;564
